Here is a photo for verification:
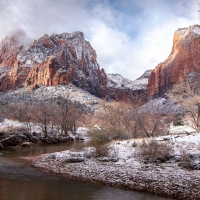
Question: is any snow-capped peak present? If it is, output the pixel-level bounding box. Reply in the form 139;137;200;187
107;70;152;90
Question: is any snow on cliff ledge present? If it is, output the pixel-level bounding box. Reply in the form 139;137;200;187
107;70;152;90
175;24;200;39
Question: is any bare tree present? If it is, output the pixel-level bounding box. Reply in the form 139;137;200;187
167;72;200;131
96;102;133;131
30;101;56;138
131;100;172;138
54;97;85;135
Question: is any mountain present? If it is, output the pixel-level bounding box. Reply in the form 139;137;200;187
0;30;107;98
107;70;152;90
147;24;200;98
0;30;152;102
106;70;152;101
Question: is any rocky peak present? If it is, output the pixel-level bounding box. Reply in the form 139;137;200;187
136;70;152;80
106;70;152;101
107;70;152;90
147;24;200;98
0;30;107;98
0;29;31;67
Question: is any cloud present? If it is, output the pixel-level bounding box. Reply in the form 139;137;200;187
88;0;199;80
0;0;90;39
0;0;199;80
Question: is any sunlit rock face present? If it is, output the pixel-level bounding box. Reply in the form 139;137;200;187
147;25;200;98
0;31;107;98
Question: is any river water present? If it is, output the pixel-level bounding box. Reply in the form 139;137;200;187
0;143;172;200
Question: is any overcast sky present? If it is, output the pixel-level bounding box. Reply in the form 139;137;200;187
0;0;199;80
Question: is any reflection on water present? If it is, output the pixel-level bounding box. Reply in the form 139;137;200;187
0;143;172;200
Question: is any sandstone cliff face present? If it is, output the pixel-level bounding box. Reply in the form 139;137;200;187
147;25;200;98
0;30;28;67
0;31;107;98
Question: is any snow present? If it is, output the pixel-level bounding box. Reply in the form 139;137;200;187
175;28;188;38
25;60;32;65
0;118;89;142
193;27;200;35
175;25;200;39
107;70;152;90
33;124;200;199
169;124;195;134
0;84;102;112
0;119;25;131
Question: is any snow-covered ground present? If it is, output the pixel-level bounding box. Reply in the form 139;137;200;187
0;84;102;113
1;118;200;198
0;119;89;141
32;124;200;200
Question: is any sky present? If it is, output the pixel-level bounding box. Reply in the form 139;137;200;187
0;0;199;80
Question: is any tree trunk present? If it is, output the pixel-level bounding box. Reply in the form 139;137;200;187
197;103;200;132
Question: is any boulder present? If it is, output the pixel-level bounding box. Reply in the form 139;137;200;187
1;134;26;147
20;142;34;147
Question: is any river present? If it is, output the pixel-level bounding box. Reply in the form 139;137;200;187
0;143;172;200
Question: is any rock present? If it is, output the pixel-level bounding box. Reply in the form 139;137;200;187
0;30;28;67
178;162;191;169
48;154;56;160
0;29;151;102
106;71;151;101
1;134;27;147
43;137;61;144
98;157;119;162
0;31;107;99
143;158;151;164
64;151;85;163
110;157;119;162
84;147;96;158
0;142;3;149
20;142;34;147
66;157;84;163
74;136;84;141
191;163;200;170
147;25;200;98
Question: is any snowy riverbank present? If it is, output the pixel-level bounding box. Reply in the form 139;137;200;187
32;128;200;200
0;119;89;148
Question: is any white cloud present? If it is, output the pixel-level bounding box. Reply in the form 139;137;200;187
88;0;199;80
0;0;199;81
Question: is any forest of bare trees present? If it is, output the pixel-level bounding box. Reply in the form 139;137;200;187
0;96;85;139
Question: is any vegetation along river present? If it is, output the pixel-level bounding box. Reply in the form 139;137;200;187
0;143;172;200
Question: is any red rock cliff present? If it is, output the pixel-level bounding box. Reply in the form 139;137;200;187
147;25;200;98
0;31;107;98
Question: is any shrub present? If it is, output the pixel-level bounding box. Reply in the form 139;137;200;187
178;148;200;170
137;139;173;163
87;129;111;157
132;141;137;147
87;128;131;157
173;115;184;126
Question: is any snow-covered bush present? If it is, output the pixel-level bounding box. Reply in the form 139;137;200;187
177;148;200;170
137;139;174;163
88;127;131;157
87;129;112;157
